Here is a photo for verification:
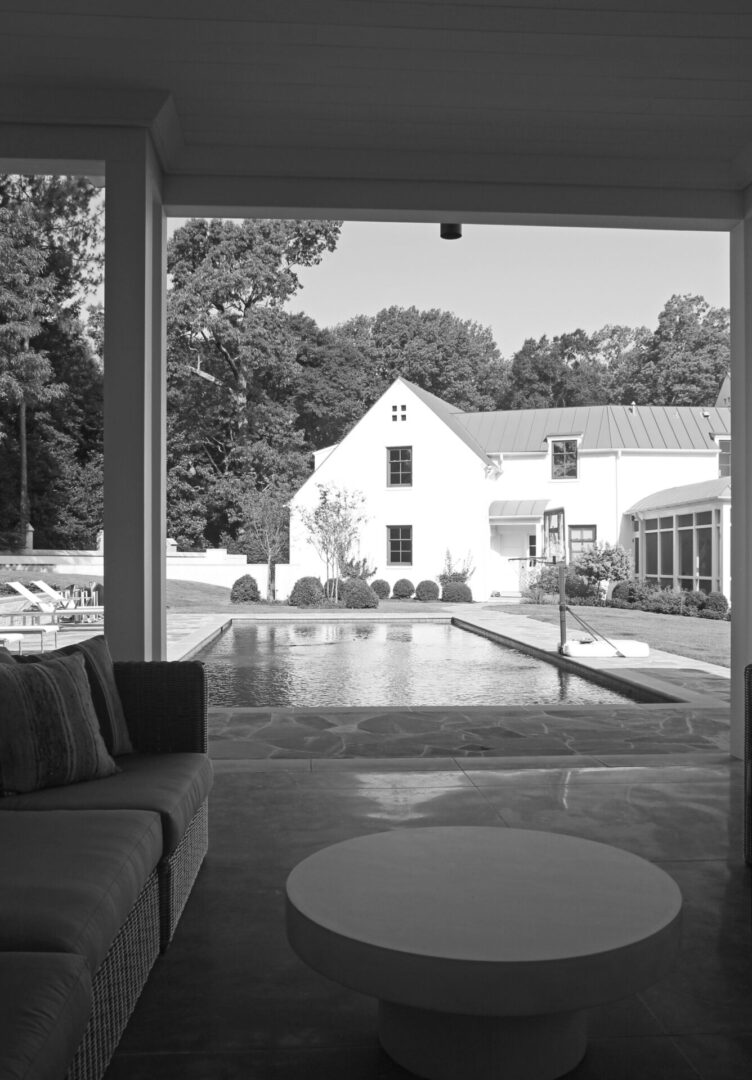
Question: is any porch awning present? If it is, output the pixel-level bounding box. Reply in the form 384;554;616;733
489;499;549;520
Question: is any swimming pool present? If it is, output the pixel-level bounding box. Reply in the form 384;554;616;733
197;621;640;707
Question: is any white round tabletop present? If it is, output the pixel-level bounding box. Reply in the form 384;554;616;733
286;826;682;1015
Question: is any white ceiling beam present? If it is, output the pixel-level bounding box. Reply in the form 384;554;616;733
162;172;741;230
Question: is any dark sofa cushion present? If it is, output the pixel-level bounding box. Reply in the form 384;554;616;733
0;809;162;971
0;653;118;795
0;952;91;1080
16;635;133;756
0;753;213;854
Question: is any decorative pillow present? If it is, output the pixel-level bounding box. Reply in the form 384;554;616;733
17;636;133;756
0;653;119;795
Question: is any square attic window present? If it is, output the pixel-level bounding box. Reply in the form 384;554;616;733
392;404;407;421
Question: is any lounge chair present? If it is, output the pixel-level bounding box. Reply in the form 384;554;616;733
6;581;58;613
29;580;103;624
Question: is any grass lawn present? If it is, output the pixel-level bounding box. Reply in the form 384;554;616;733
1;573;729;667
506;603;730;668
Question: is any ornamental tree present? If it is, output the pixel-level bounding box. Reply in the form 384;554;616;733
297;484;368;601
572;542;632;594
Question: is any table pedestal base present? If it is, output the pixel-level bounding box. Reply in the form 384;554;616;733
378;1000;588;1080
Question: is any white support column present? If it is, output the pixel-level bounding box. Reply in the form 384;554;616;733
103;132;166;660
729;217;752;759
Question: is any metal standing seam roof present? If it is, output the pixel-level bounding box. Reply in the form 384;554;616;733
399;378;490;464
489;500;550;519
458;404;730;453
627;478;731;514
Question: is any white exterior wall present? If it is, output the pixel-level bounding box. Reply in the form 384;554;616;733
482;449;721;596
289;382;488;594
287;381;726;601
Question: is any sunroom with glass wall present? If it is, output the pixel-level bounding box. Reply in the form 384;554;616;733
628;478;731;597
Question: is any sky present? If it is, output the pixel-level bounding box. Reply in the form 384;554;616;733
281;222;730;358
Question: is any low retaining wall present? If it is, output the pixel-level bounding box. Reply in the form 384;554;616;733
0;549;250;590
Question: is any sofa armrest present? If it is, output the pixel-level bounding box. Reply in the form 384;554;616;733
114;661;208;754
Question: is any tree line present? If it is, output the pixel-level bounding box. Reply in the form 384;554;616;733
0;181;731;555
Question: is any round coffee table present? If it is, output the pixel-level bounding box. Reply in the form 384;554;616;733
286;826;682;1080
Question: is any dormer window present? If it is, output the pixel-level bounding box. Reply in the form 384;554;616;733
551;439;578;479
392;404;407;422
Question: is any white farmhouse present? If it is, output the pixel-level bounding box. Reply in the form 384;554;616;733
285;378;731;601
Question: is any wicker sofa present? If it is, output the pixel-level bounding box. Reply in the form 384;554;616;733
0;658;212;1080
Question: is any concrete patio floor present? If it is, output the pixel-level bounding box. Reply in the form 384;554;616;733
105;752;751;1080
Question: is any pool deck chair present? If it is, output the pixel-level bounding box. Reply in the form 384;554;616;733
32;580;79;607
30;581;103;625
6;581;57;613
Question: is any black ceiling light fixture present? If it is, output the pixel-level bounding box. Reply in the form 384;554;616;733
440;223;462;240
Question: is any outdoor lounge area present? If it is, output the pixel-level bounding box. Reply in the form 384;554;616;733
103;751;747;1080
2;4;752;1079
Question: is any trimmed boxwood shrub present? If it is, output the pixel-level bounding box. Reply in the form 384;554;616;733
289;576;324;607
230;574;260;603
442;581;473;603
415;579;440;601
681;589;707;614
392;578;415;599
703;591;729;615
608;579;659;607
342;578;379;609
698;608;728;620
371;578;391;599
645;590;684;615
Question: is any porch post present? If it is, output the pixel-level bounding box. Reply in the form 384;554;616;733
103;132;167;659
729;217;752;762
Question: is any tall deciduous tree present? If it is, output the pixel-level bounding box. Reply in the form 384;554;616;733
0;175;104;548
166;218;341;547
608;294;729;406
503;328;615;410
334;306;505;412
0;204;59;545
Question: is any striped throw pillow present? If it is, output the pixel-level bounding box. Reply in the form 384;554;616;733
0;653;118;795
15;636;133;756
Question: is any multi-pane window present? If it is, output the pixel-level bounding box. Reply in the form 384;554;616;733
568;525;596;560
391;404;407;422
387;525;412;564
551;439;578;479
643;511;716;593
718;438;731;478
387;446;412;486
644;515;676;588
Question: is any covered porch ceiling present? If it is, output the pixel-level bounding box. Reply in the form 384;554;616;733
2;0;752;224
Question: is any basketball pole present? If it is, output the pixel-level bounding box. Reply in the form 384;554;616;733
558;561;567;653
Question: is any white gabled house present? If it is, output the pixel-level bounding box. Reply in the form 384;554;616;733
285;378;731;601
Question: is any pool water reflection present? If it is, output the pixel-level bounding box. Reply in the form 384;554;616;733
197;622;638;708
